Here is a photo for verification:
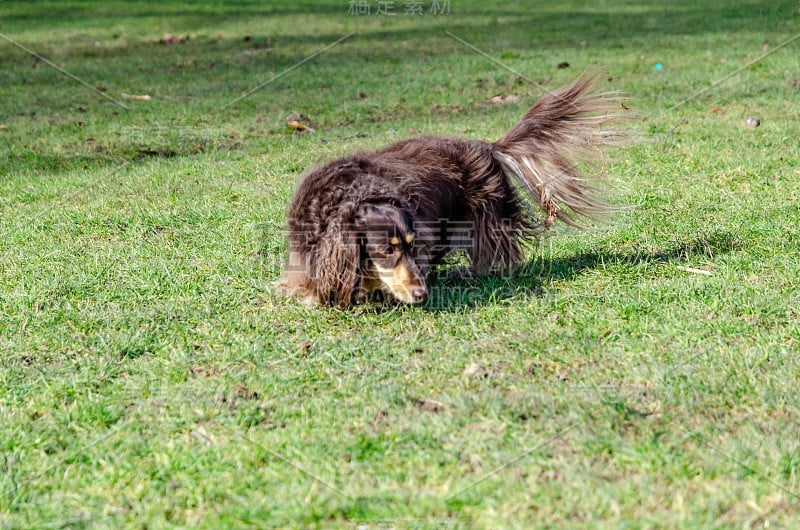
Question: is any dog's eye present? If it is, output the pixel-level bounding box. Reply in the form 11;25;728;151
384;245;395;255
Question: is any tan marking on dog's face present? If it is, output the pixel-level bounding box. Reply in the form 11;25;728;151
405;234;414;245
389;236;401;246
373;261;422;304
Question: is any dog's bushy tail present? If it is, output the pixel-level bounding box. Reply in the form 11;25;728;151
492;74;631;228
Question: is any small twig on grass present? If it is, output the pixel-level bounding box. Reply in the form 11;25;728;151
0;32;131;110
676;266;713;276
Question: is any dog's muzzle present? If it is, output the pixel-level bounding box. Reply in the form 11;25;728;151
373;262;428;304
409;286;428;304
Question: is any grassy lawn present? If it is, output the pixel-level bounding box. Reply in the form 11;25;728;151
1;0;799;527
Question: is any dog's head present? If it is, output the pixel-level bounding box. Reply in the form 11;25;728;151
356;203;428;304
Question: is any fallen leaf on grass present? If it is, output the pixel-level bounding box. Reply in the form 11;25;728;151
416;399;445;413
122;93;152;101
463;362;489;378
189;365;219;378
286;120;315;134
707;107;723;115
0;124;8;130
230;384;259;401
430;103;463;114
490;94;519;104
160;33;189;45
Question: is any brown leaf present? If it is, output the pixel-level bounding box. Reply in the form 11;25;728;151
286;120;315;134
416;399;445;413
189;365;219;378
231;384;258;401
159;32;188;45
463;362;489;378
490;94;519;104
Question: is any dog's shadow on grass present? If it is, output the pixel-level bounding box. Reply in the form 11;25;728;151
419;231;743;313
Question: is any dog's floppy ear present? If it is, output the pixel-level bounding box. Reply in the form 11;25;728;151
355;200;410;230
309;203;362;307
354;202;382;226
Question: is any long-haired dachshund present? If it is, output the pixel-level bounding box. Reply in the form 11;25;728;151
277;74;629;307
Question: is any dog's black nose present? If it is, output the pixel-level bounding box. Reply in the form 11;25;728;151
411;287;428;303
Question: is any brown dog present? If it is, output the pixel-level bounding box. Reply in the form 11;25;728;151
278;75;629;307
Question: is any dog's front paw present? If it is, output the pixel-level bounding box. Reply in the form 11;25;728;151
274;277;322;306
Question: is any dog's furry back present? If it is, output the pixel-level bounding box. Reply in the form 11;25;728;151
284;74;629;306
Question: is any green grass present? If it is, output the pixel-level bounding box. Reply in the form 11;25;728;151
1;0;800;528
